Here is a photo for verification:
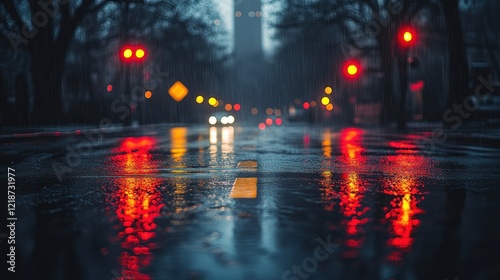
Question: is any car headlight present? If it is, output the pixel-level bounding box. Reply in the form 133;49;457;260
227;115;235;124
208;116;217;125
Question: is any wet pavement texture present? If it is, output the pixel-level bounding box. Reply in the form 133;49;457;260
3;124;500;280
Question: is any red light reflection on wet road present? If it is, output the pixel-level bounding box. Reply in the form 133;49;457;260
382;144;429;263
321;128;369;258
340;128;365;166
109;136;163;279
339;128;368;257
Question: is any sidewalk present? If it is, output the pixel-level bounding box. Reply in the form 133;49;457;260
0;124;120;142
0;123;182;143
1;122;500;148
408;121;500;148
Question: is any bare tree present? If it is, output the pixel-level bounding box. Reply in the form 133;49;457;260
0;0;228;124
0;0;126;123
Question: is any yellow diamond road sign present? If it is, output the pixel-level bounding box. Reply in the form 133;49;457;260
168;81;188;102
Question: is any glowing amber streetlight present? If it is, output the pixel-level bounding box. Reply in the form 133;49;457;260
195;95;204;104
321;96;330;106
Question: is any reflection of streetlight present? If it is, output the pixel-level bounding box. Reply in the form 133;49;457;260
322;129;331;158
170;127;187;163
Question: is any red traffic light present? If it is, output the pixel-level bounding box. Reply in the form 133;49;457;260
120;45;147;62
398;27;417;48
342;60;361;79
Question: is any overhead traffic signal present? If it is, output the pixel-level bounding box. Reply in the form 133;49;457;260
120;45;147;62
342;60;361;79
398;27;417;48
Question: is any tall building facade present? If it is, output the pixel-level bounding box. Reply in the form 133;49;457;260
234;0;263;59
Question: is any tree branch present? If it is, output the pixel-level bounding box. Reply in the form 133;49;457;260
0;0;25;32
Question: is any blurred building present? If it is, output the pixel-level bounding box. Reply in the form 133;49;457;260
234;0;263;59
231;0;268;111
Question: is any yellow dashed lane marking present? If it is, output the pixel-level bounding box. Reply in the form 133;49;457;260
230;177;257;198
237;160;257;169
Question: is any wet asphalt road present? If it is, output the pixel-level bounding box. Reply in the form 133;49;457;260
2;124;500;280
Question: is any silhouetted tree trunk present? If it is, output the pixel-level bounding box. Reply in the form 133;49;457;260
442;0;470;107
29;31;66;124
1;0;115;124
379;29;396;126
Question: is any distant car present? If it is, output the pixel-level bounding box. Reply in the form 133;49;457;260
208;112;235;126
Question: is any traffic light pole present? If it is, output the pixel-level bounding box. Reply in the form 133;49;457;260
122;2;132;126
124;65;132;126
397;49;409;130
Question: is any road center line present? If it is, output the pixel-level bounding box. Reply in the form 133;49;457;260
230;177;258;198
231;160;259;198
237;160;257;169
